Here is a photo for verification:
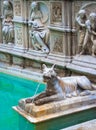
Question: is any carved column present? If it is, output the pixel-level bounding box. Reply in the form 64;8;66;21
13;0;28;52
49;1;65;54
12;0;29;68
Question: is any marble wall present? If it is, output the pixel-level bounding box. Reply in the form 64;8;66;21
0;0;95;82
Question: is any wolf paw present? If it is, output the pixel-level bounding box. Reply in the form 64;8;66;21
25;98;32;103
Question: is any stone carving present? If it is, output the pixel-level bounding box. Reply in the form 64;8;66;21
53;37;63;53
2;0;14;44
26;64;96;105
76;9;87;53
29;2;49;53
0;53;11;63
15;24;23;45
14;1;21;16
80;12;96;56
51;2;62;24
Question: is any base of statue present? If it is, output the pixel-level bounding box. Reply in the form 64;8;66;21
13;93;96;126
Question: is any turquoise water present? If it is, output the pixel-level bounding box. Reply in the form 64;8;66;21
0;72;45;130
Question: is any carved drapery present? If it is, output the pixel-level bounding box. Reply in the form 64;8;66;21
28;1;50;53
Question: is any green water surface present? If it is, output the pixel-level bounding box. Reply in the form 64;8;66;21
0;72;45;130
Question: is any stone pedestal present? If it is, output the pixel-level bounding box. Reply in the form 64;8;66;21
13;94;96;130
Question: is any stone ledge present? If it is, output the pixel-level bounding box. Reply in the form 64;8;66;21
0;45;71;66
13;93;96;123
67;55;96;76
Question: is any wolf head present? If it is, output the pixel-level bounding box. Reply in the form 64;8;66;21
42;64;57;82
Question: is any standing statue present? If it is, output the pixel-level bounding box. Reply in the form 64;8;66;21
2;0;14;44
80;12;96;56
76;9;87;53
29;2;50;53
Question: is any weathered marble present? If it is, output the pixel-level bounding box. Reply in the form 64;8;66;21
0;1;95;129
14;94;96;123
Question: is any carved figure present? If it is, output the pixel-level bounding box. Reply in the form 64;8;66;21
2;1;14;44
26;64;96;105
76;9;87;53
29;2;49;53
80;12;96;56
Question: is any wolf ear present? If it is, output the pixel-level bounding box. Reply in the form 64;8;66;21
51;64;56;69
42;64;47;70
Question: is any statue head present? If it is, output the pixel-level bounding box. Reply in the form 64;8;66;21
42;64;57;82
31;2;38;10
3;0;13;18
78;9;86;18
89;12;96;22
3;1;13;9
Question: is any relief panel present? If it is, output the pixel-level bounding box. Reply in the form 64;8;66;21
0;52;11;63
14;0;21;16
12;56;24;67
50;31;64;54
75;2;96;56
14;23;23;46
50;2;62;25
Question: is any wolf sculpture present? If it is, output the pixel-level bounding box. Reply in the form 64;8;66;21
26;64;96;105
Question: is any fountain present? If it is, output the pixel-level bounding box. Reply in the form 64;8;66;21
0;0;96;130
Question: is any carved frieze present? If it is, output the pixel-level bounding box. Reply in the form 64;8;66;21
0;52;11;64
13;56;24;67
